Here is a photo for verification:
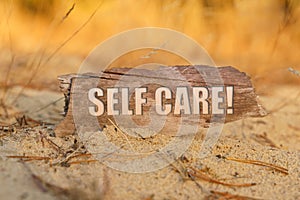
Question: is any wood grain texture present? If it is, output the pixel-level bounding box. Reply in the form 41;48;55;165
54;65;266;137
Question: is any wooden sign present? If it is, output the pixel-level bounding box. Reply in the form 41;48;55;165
55;65;266;137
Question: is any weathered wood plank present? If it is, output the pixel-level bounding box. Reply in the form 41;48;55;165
54;65;266;137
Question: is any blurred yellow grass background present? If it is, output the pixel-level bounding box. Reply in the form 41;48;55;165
0;0;300;90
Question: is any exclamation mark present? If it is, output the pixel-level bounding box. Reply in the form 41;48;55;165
226;86;233;114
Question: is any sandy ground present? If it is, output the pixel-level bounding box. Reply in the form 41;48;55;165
0;85;299;200
1;1;300;199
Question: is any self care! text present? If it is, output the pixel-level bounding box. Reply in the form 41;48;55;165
88;86;234;116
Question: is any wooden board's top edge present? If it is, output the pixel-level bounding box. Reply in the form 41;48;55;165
57;65;244;80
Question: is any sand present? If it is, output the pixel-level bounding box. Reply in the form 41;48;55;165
0;85;299;200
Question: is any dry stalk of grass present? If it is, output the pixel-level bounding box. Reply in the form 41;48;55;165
224;157;288;175
2;1;103;114
270;0;297;57
187;166;256;187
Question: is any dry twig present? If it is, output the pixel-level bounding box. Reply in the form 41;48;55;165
225;157;288;175
7;155;50;162
187;167;256;187
61;2;75;22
